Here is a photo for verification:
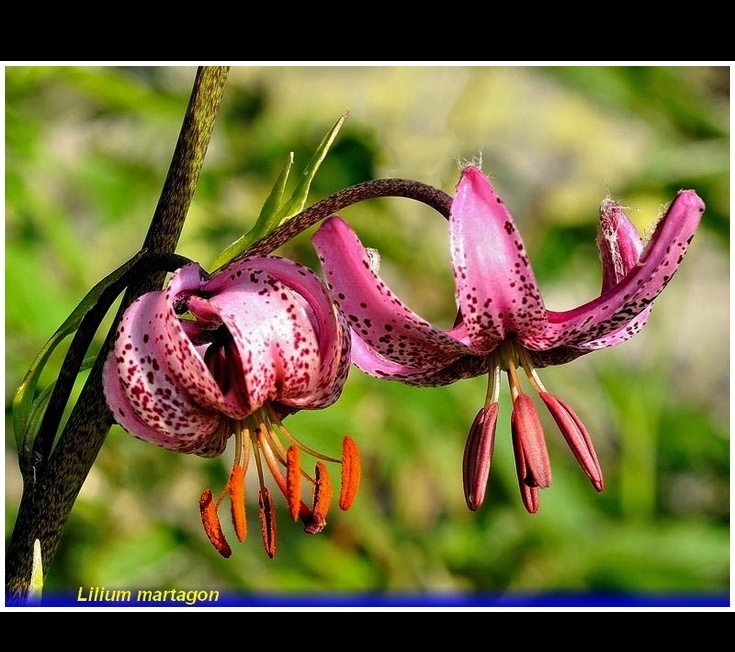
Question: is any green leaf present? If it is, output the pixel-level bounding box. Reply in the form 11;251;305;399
277;111;349;222
210;152;294;270
210;111;349;270
12;251;145;462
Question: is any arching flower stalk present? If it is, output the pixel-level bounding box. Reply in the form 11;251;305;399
312;165;704;514
103;256;360;558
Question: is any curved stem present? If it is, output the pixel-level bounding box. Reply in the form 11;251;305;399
231;178;452;262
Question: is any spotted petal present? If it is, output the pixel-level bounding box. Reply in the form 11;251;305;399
598;197;645;292
237;257;352;408
104;254;353;457
568;196;652;353
529;196;653;367
527;189;705;351
200;257;350;411
450;166;547;352
160;264;250;419
102;267;230;456
348;330;489;386
312;216;474;379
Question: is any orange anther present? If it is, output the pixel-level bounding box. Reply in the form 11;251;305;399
229;464;247;542
286;446;302;522
258;487;277;559
339;436;361;511
199;489;232;558
304;462;332;534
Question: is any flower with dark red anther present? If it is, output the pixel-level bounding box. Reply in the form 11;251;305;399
103;255;360;558
312;165;704;514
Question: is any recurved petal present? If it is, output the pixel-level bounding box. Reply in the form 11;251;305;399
528;189;705;351
245;257;352;407
207;257;350;405
201;273;320;413
348;326;489;386
450;166;547;352
571;305;653;353
568;198;650;354
156;264;249;419
597;198;645;291
529;300;653;367
313;216;474;371
102;290;227;456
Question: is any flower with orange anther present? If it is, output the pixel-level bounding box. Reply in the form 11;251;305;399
103;255;360;558
312;165;704;514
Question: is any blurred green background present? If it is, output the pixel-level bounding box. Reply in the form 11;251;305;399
5;65;729;605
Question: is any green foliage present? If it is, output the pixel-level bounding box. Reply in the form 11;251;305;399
210;111;348;270
11;251;145;469
5;65;729;605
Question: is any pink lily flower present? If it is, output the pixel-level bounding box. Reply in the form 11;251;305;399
312;165;704;514
103;256;360;558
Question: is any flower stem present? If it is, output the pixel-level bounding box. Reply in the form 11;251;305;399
230;178;452;262
5;66;230;605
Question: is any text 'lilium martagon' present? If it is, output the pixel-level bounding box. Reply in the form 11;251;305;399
312;165;704;514
103;256;360;558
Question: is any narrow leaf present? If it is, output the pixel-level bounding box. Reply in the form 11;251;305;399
210;152;294;270
210;111;349;271
277;111;349;221
12;251;146;456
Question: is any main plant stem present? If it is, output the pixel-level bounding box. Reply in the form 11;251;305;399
5;66;230;605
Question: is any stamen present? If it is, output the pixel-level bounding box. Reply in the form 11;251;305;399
484;353;502;407
462;403;499;512
540;392;604;492
265;403;341;463
502;343;523;401
233;420;248;467
305;462;332;534
255;422;315;526
199;489;232;558
258;487;277;558
520;483;540;514
510;428;541;515
515;346;547;395
214;408;356;552
511;393;552;489
515;345;605;492
250;426;268;489
339;436;361;511
286;445;302;521
252;411;289;469
229;464;247;542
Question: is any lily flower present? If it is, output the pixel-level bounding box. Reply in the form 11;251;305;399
103;255;360;558
312;165;704;514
